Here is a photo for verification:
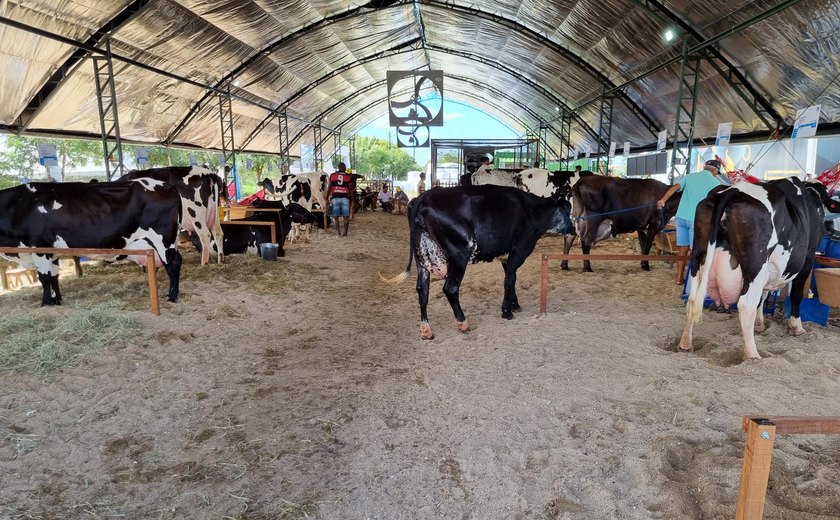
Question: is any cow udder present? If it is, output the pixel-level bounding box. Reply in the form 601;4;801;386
706;247;743;305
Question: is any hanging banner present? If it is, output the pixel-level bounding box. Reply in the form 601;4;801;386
623;142;630;156
189;155;198;166
245;158;253;170
37;143;58;167
657;130;667;152
387;70;444;127
339;146;349;167
135;147;148;167
584;145;591;158
715;122;733;147
267;161;273;172
608;142;617;158
792;105;821;139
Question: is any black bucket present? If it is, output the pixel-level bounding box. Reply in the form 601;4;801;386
260;243;279;261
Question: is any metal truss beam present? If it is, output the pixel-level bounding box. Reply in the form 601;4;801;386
577;0;802;120
419;0;661;138
16;0;155;130
218;85;236;184
277;110;290;175
630;0;783;131
0;14;336;138
669;40;703;183
558;111;574;168
92;38;124;180
348;137;356;169
312;124;323;171
596;87;617;174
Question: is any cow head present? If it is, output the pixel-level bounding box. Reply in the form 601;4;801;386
807;180;840;214
550;197;574;235
259;178;276;194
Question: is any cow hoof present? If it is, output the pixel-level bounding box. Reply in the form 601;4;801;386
560;263;569;271
456;321;470;333
678;343;693;352
512;304;522;312
582;267;593;273
788;326;806;337
641;264;652;272
501;310;514;320
754;323;766;333
742;353;762;361
420;324;434;340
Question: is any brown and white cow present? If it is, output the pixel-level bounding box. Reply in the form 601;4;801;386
120;166;225;265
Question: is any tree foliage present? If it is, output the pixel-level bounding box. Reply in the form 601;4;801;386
353;136;420;181
438;152;461;164
0;135;102;180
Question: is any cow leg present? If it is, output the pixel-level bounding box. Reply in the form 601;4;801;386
581;242;593;273
304;224;311;243
212;217;224;264
193;223;212;266
787;264;811;337
500;260;522;312
164;249;182;302
73;256;83;277
637;228;654;271
755;290;770;333
442;260;470;332
38;272;55;305
737;281;766;360
49;264;61;305
561;233;576;270
417;263;434;340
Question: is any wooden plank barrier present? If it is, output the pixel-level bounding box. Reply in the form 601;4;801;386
538;253;690;313
0;247;161;315
736;416;840;519
221;220;277;245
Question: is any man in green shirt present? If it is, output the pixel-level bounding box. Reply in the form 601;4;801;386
657;159;726;283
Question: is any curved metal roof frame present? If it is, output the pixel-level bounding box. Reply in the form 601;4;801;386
164;0;664;146
241;43;602;151
288;74;562;157
626;0;782;130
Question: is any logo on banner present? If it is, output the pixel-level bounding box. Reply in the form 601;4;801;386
792;105;821;139
623;142;630;156
387;71;444;127
715;122;733;147
609;142;616;158
657;130;667;152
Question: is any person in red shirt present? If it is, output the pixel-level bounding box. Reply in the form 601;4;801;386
327;162;353;237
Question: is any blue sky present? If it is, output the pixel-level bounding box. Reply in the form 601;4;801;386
355;98;519;165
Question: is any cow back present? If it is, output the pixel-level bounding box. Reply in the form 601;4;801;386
572;175;679;233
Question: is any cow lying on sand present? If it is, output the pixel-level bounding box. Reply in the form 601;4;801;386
680;178;839;360
0;180;182;305
381;185;571;339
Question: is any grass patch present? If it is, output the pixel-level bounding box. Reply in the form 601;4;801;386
0;301;145;374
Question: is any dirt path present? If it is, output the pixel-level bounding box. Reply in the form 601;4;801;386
2;208;840;519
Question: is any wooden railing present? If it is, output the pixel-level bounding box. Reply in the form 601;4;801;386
0;247;162;315
736;416;840;519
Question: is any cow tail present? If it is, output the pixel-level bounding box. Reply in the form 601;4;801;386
379;209;417;285
686;188;737;324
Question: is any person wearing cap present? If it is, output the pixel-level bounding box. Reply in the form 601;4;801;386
657;159;727;283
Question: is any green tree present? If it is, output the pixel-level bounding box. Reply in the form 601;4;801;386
439;151;461;163
0;136;101;180
354;136;420;181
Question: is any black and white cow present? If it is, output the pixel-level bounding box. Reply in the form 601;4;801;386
381;185;571;339
566;175;681;272
0;180;182;305
120;166;225;265
262;172;328;242
680;178;840;360
516;169;596;200
191;201;316;258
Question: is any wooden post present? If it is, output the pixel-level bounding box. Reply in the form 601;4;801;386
736;418;777;520
539;254;549;314
146;250;160;316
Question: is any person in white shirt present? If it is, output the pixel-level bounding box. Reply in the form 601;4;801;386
378;185;394;213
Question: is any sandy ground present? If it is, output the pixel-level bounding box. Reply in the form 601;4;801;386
2;207;840;519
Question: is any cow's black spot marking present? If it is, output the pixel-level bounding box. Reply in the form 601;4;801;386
195;222;202;230
187;207;197;218
528;174;533;178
